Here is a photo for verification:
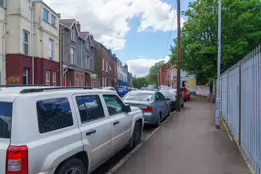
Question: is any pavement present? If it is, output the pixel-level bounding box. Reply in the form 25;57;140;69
114;96;250;174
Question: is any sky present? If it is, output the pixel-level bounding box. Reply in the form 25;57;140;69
44;0;195;77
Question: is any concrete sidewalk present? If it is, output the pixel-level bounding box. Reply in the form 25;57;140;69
115;96;250;174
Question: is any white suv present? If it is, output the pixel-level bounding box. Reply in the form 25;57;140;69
0;87;144;174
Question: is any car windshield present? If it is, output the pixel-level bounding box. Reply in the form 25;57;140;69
118;87;126;90
159;89;176;98
123;93;154;102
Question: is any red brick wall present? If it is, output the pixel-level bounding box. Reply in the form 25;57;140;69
158;64;168;86
6;54;60;86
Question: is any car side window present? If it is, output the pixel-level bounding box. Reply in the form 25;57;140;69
158;93;166;101
155;93;160;101
36;97;73;134
76;95;105;123
103;95;124;116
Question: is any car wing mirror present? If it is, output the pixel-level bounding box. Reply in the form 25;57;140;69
124;104;131;113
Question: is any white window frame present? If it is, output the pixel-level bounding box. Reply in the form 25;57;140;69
102;59;104;71
52;72;56;86
23;68;29;85
46;71;50;86
51;15;56;26
85;56;88;69
49;38;54;60
70;47;76;64
43;8;49;22
71;30;75;41
23;30;30;55
0;0;6;7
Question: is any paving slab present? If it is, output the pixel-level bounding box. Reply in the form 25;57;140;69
115;96;250;174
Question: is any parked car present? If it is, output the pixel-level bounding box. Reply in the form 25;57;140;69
159;88;184;112
181;87;189;101
117;87;129;97
0;86;144;174
123;90;170;127
102;86;117;91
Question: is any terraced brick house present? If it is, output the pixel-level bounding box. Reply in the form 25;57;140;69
60;19;95;87
6;0;61;86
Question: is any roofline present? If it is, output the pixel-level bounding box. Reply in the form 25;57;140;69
33;0;60;17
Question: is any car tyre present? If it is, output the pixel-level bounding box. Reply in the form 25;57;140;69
154;113;161;127
181;103;184;107
55;158;86;174
133;122;142;147
127;121;142;149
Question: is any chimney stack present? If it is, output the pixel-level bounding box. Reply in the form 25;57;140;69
76;21;80;32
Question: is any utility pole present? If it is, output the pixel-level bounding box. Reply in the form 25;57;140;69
176;0;181;112
216;0;222;129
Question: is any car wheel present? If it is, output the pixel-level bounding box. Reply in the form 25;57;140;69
55;158;86;174
155;113;161;127
181;103;184;107
133;122;142;147
127;121;142;149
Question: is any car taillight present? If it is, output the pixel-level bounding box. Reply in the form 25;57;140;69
143;106;153;113
7;145;28;174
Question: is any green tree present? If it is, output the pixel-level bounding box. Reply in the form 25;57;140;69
133;77;148;89
171;0;261;84
148;61;165;85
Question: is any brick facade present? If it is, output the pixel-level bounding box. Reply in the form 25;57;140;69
6;54;60;86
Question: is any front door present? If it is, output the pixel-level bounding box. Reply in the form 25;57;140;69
102;94;132;153
73;94;112;170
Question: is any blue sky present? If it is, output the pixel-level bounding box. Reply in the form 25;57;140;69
46;0;195;77
116;0;193;62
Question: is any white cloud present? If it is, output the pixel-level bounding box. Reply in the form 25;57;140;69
126;56;170;77
44;0;184;51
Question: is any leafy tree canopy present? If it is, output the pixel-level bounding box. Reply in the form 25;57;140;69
170;0;261;84
148;61;165;85
133;77;148;89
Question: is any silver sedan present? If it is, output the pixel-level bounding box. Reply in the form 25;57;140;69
123;90;170;127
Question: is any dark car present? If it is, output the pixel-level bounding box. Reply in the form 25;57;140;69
160;88;184;112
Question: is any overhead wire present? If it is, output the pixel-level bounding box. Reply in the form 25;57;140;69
164;0;177;60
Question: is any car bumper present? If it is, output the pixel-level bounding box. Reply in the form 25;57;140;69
169;101;176;109
143;112;158;125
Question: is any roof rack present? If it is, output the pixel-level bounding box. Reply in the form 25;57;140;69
20;86;92;94
0;84;48;87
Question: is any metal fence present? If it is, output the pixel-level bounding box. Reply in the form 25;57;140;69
220;46;261;174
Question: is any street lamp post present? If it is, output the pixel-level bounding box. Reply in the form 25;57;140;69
216;0;222;129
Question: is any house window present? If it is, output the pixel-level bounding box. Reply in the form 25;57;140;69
0;0;5;7
23;30;29;55
43;9;49;22
23;69;29;85
71;30;75;41
102;59;104;70
106;62;108;72
70;47;76;64
52;72;56;86
51;15;56;26
46;71;50;86
85;56;88;69
76;76;79;86
49;39;54;60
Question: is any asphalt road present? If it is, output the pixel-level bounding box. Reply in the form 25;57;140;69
91;122;163;174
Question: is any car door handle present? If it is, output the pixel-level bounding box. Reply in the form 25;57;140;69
86;129;96;136
113;121;120;126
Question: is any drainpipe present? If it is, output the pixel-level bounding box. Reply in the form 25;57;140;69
30;0;34;85
2;2;6;85
59;27;65;86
